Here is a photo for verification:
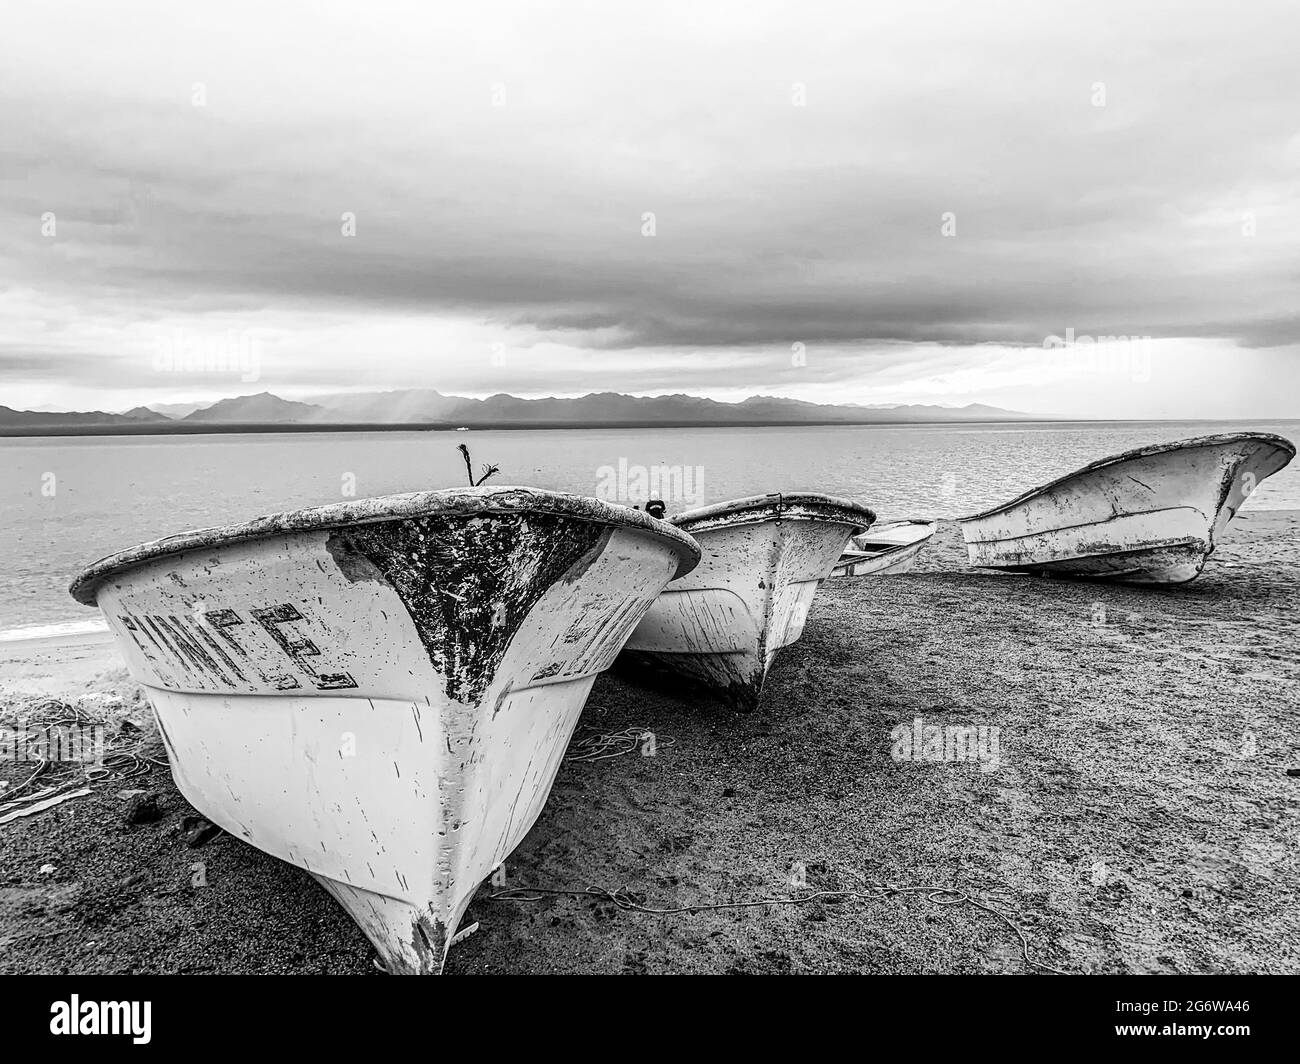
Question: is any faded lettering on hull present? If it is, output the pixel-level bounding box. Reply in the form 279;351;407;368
116;603;357;693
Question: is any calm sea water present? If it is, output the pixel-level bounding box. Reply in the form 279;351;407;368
2;419;1297;635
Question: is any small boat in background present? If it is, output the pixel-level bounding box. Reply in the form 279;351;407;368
621;492;874;709
957;433;1295;584
70;487;699;974
830;519;937;577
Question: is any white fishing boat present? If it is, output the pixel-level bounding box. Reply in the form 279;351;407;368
621;493;874;708
830;519;937;577
957;433;1295;584
69;487;699;974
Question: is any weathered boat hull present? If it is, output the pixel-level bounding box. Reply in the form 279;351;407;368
622;493;874;709
957;433;1295;584
830;520;937;577
70;488;699;973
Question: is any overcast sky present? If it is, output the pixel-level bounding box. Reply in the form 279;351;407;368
2;0;1298;417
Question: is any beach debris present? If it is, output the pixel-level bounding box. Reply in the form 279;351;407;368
448;921;480;947
39;863;56;875
181;816;222;848
0;788;92;825
566;726;675;763
456;443;500;486
0;698;165;822
123;791;165;825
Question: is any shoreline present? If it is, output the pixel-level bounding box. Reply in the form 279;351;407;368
2;512;1297;974
0;627;116;700
4;417;1051;438
5;415;1297;440
4;503;1298;644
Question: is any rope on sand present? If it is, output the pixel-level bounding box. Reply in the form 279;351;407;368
488;881;1069;975
565;727;674;763
0;698;166;815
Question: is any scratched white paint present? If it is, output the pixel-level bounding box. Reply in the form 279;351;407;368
624;493;873;708
829;520;937;578
957;433;1295;584
70;488;699;973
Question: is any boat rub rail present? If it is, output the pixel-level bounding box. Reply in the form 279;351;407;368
69;485;701;604
666;491;876;535
956;432;1296;523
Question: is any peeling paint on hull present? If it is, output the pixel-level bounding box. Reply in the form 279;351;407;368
830;520;937;578
957;433;1296;585
69;487;699;973
622;493;874;710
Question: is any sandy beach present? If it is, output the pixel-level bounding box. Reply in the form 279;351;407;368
2;511;1297;975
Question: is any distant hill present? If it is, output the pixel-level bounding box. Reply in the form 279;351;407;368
0;404;171;430
309;389;467;423
145;402;205;419
183;392;323;423
1;390;1036;434
306;389;1034;426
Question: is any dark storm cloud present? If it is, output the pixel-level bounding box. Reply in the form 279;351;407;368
2;0;1298;403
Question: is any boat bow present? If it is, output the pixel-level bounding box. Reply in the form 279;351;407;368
623;492;874;707
70;487;699;973
956;433;1295;584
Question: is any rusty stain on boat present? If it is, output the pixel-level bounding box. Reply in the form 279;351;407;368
621;492;874;710
69;486;700;974
956;433;1295;584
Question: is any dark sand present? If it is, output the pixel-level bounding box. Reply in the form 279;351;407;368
3;511;1298;974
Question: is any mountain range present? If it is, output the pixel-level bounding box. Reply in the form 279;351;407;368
0;390;1035;434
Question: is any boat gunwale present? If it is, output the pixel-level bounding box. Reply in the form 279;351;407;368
988;536;1204;566
832;550;886;571
666;491;876;534
850;518;937;551
69;485;702;605
955;432;1296;524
